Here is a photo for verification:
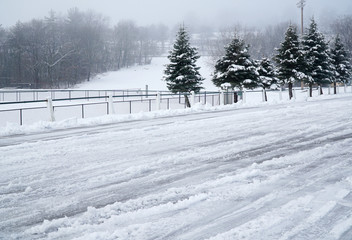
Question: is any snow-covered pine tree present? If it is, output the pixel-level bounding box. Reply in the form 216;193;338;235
275;24;305;99
163;25;203;107
212;35;258;96
302;19;333;96
257;58;278;101
330;35;352;94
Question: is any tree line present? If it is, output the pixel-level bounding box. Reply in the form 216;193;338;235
1;8;351;90
0;9;169;88
164;19;352;105
199;15;352;66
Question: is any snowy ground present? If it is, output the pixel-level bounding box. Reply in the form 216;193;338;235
75;56;217;91
1;94;352;239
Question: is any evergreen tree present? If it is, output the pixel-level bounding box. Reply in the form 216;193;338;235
163;25;203;107
257;57;278;101
302;19;333;96
275;25;305;99
212;35;258;93
330;35;352;94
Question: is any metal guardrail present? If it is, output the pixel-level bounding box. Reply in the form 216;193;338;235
0;91;222;126
0;89;172;103
1;86;350;126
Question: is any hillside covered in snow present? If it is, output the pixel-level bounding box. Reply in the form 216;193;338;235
75;57;217;91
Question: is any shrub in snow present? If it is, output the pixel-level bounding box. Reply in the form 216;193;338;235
256;58;279;101
163;25;204;107
212;35;259;101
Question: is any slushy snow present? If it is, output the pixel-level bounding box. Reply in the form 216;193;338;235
1;94;352;239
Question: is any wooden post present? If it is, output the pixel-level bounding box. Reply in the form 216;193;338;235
220;91;224;105
108;95;115;115
156;92;161;110
46;97;55;122
191;91;195;107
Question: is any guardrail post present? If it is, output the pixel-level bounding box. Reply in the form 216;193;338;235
108;95;115;115
191;91;195;106
156;92;161;110
293;89;296;99
243;90;247;104
46;97;55;122
81;104;84;118
328;85;331;95
146;85;149;98
220;91;224;105
344;84;347;93
19;109;23;125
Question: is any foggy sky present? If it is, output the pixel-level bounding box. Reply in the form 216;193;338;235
1;0;351;29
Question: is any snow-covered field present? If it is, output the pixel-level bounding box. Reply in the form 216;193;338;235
75;57;217;91
1;93;352;239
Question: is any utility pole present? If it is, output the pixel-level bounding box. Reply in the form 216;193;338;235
297;0;306;35
297;0;306;89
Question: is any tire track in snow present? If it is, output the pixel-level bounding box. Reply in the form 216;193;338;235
2;125;352;235
2;96;352;239
18;128;352;239
168;144;352;240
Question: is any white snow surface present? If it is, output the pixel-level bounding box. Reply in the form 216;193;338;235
1;94;352;239
75;57;217;91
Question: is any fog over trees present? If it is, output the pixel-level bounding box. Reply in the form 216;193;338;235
0;9;168;88
0;7;351;89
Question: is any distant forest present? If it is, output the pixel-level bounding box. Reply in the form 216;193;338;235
0;8;351;89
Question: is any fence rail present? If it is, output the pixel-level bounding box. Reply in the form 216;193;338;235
0;91;223;126
0;89;173;103
1;86;351;127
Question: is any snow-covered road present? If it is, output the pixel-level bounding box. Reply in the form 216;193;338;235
1;96;352;240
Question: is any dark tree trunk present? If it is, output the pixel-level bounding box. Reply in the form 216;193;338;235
234;92;238;103
320;85;323;95
264;90;268;102
334;82;337;94
309;82;313;97
34;68;40;89
87;70;91;82
288;82;293;99
184;94;191;108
